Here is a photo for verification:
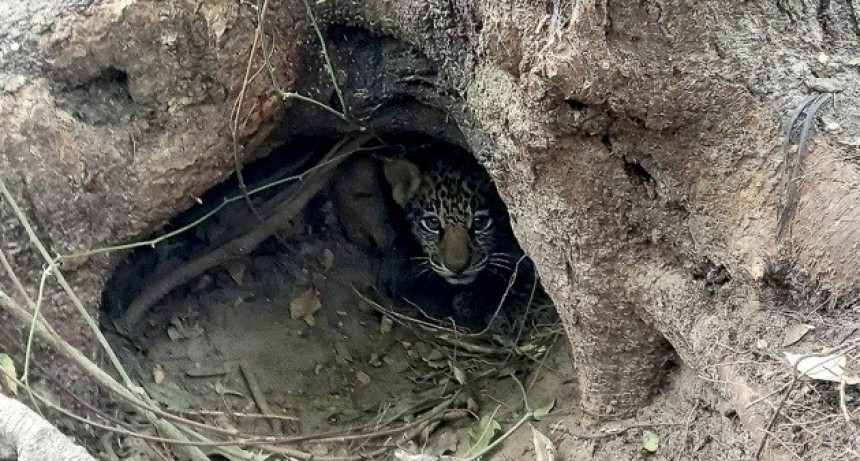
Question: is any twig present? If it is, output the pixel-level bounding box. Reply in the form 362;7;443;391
21;265;53;416
257;0;350;122
0;247;36;309
563;421;684;440
230;0;270;225
22;266;52;386
474;254;527;336
0;289;212;461
839;377;853;423
0;177;132;387
777;92;834;239
121;134;369;331
0;247;46;413
51;141;352;264
176;408;297;422
301;0;347;117
239;362;282;434
755;375;797;459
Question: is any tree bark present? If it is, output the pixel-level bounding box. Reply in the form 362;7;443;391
2;0;860;457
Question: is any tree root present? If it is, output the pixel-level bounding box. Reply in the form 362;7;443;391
0;393;96;461
120;134;369;335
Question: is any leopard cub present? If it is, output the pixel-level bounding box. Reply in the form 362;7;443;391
381;151;535;331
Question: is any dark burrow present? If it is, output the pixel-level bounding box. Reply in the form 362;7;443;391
98;131;561;456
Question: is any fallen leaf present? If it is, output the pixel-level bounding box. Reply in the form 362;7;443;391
143;382;199;410
214;380;246;398
393;449;439;461
531;425;556;461
185;363;233;378
166;326;181;341
533;400;555;419
450;361;467;385
153;364;166;384
290;288;321;326
356;371;371;384
321;248;335;270
785;352;860;384
225;260;246;285
335;342;354;362
783;324;814;347
642;430;659;453
466;414;502;457
380;316;393;334
0;353;17;395
167;316;204;341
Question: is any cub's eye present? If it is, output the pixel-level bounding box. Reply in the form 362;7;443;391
472;213;493;231
419;215;442;233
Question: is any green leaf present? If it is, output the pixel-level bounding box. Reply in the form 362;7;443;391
0;353;18;395
642;430;659;453
532;399;555;419
466;414;502;457
214;380;246;398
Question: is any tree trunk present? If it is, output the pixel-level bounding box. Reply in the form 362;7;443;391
1;0;859;458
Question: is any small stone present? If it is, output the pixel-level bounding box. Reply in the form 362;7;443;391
817;53;830;64
755;339;768;350
825;122;841;132
8;42;20;52
2;75;26;93
805;77;842;93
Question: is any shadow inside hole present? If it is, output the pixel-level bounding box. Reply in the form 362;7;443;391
98;132;561;451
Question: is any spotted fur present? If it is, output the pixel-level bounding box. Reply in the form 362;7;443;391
386;155;515;286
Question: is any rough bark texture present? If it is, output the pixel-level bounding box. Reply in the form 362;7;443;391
1;0;860;458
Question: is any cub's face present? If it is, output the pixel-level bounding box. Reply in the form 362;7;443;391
385;157;506;285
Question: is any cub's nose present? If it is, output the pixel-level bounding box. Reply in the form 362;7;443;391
440;226;470;273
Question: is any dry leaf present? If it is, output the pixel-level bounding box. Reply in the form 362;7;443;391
290;288;321;326
380;316;393;334
450;361;467;385
214;380;246;398
0;353;18;395
783;324;814;347
321;248;335;270
335;342;354;362
224;260;246;285
785;352;860;385
167;317;204;341
531;425;556;461
642;430;659;453
393;449;439;461
467;414;501;458
356;371;371;384
153;364;166;384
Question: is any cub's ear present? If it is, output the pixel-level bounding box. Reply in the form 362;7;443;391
383;159;422;207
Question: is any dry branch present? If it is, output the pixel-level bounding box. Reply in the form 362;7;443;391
0;392;96;461
121;134;369;333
